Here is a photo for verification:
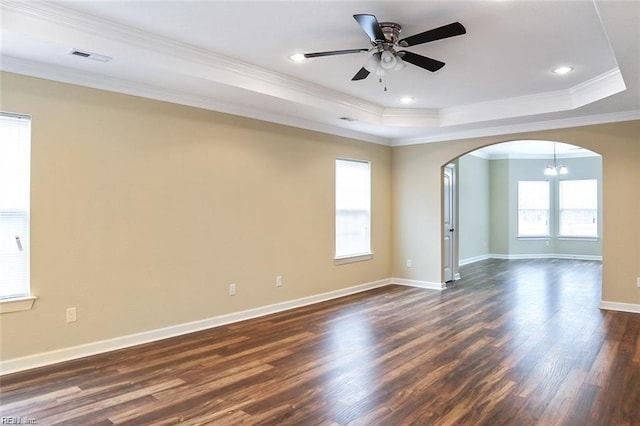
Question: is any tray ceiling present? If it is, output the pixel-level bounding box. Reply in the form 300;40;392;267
1;1;639;145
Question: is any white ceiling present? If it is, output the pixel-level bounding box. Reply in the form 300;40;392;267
1;1;639;146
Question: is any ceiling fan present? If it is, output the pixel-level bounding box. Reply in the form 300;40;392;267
303;14;466;81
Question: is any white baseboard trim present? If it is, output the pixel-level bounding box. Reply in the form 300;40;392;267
599;301;640;314
0;278;391;376
459;254;491;266
490;253;602;261
460;253;602;265
392;278;446;290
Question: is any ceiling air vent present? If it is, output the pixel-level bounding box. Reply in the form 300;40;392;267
69;49;112;63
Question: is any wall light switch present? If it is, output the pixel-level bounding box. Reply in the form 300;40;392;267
229;283;236;296
406;259;413;268
276;276;283;287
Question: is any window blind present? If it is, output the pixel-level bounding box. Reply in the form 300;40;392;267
335;159;371;258
0;112;31;300
518;180;550;237
559;179;598;237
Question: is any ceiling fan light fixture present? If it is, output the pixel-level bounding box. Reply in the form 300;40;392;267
393;58;406;71
559;165;569;175
380;50;397;70
364;55;380;72
544;165;558;176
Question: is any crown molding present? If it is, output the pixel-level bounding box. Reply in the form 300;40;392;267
381;108;440;127
469;151;600;160
5;52;635;149
569;68;626;107
467;150;492;160
3;52;636;149
392;109;640;146
0;56;390;146
439;68;626;127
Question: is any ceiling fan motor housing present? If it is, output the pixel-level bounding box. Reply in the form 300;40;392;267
379;22;402;43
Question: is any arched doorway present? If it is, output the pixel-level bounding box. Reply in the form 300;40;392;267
444;140;602;287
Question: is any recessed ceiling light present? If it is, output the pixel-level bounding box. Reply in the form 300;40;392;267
553;66;573;75
288;53;307;63
400;96;415;104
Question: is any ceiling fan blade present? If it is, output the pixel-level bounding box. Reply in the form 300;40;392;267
351;67;370;81
399;22;466;47
399;51;445;72
304;48;368;58
353;14;385;42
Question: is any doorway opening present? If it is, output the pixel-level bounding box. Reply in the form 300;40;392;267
443;140;602;285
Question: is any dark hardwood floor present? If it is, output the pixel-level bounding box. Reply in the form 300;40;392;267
1;259;639;425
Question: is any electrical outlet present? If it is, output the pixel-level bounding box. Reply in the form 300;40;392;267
229;283;236;296
66;307;77;323
276;275;283;287
406;259;412;268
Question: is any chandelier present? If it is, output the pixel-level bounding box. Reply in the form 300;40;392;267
544;142;569;176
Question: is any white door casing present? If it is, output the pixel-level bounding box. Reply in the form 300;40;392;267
443;164;457;283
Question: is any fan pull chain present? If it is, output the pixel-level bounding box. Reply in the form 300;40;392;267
379;74;388;92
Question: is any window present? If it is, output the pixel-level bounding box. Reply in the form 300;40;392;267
518;181;550;237
0;112;31;302
335;159;371;262
559;179;598;237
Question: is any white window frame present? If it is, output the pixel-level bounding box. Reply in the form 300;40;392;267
335;158;372;265
517;180;551;239
559;179;599;239
0;112;36;313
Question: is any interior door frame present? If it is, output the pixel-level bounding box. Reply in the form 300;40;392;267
443;163;459;283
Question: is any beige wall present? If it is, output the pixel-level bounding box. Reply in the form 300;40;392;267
0;72;391;361
392;121;640;305
1;71;638;365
